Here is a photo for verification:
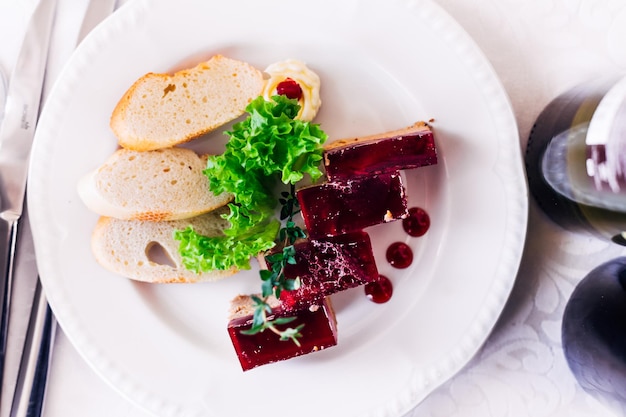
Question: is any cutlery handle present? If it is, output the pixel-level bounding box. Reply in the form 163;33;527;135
10;280;56;417
0;217;20;387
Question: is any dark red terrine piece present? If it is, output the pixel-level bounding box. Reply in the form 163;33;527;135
227;296;337;371
323;121;437;181
296;172;408;239
277;231;378;311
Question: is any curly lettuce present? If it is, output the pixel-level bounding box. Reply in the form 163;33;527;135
175;220;280;272
175;95;327;272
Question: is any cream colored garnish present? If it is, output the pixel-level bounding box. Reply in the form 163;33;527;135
262;59;321;121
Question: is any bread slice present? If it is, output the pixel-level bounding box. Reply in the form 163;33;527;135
77;147;232;221
110;55;265;151
92;209;236;283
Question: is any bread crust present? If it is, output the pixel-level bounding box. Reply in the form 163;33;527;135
92;211;237;283
78;148;233;221
110;55;264;150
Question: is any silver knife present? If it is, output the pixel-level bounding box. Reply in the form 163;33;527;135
9;1;118;416
77;0;118;43
0;0;58;392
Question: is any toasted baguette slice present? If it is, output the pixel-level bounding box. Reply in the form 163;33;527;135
78;147;232;221
92;209;236;283
110;55;264;150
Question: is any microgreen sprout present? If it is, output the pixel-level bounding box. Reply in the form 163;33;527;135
242;184;307;345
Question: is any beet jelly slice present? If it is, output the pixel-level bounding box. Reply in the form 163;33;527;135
323;121;437;181
297;172;408;239
227;297;337;371
276;231;379;311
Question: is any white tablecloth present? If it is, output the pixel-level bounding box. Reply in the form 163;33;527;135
0;0;625;416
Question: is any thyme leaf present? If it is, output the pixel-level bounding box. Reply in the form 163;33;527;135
241;184;306;344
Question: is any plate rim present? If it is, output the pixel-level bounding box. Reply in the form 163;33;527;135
27;0;528;415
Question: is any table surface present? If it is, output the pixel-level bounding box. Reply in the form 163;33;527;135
0;0;625;416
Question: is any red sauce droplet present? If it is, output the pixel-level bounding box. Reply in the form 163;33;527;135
403;206;430;237
365;275;393;303
386;242;413;268
276;78;303;100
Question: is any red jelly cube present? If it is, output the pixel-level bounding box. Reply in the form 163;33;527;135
323;121;437;180
227;296;337;371
297;172;408;238
278;231;379;311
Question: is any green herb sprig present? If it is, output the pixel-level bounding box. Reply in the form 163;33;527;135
241;184;307;345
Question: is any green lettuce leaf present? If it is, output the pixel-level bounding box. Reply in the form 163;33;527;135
176;95;327;272
174;220;280;272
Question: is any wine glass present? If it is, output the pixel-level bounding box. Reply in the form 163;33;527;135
525;75;626;243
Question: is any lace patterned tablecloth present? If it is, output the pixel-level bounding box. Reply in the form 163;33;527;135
1;0;626;416
412;1;626;416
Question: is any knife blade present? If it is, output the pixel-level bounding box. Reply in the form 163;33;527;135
9;1;118;416
77;0;117;44
0;0;58;391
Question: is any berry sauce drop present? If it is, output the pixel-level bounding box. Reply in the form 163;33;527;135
386;242;413;269
403;206;430;237
276;78;303;100
365;275;393;303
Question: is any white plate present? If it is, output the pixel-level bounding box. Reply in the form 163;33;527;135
28;0;528;416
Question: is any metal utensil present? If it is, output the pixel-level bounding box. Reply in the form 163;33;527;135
0;0;58;391
77;0;117;42
9;1;117;416
8;284;53;417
